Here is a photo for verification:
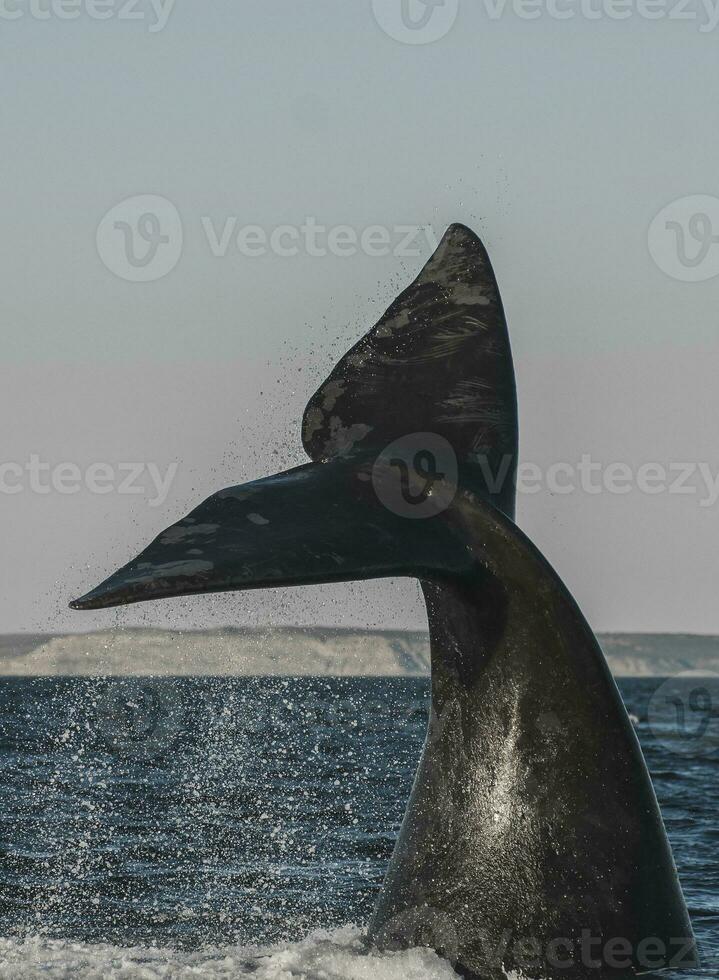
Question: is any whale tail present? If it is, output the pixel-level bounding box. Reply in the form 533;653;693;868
69;224;697;979
71;222;518;611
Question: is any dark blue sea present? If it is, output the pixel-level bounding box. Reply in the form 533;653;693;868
0;676;716;978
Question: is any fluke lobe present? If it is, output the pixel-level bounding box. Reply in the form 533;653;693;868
71;224;697;979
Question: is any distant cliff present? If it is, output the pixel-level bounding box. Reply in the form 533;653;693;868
0;628;717;678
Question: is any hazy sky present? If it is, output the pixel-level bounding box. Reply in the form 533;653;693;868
2;1;718;635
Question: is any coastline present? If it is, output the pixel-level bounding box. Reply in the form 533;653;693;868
0;627;717;678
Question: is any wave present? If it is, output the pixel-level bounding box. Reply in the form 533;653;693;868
0;927;491;980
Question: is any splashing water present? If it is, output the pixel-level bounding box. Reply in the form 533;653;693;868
0;674;716;978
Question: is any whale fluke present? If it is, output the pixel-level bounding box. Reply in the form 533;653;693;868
71;223;519;613
70;225;697;979
302;222;518;517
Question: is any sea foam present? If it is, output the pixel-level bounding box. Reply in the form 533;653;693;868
0;927;462;980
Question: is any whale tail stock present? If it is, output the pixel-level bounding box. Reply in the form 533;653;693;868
70;224;697;979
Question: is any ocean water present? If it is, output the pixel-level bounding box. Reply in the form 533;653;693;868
0;675;716;979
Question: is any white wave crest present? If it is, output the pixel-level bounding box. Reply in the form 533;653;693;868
0;927;464;980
